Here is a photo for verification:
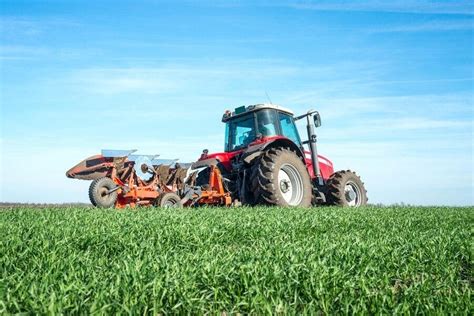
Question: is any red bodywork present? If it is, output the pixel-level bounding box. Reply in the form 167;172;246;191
201;136;334;180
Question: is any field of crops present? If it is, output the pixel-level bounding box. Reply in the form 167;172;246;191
1;206;472;314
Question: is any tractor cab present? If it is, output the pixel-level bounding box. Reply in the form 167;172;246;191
222;104;302;152
221;103;327;187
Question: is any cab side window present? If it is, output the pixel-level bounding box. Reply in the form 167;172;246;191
279;112;301;145
256;110;278;137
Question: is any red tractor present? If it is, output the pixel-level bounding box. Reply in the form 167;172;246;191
67;104;367;208
183;104;367;207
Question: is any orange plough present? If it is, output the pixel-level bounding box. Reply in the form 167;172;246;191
181;165;232;207
66;150;233;208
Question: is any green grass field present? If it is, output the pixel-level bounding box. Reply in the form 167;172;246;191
1;206;472;314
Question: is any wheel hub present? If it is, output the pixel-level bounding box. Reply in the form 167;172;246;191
164;201;177;208
280;179;291;193
99;187;110;197
344;181;362;207
346;189;356;201
278;163;304;206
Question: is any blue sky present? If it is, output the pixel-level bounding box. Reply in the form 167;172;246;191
1;0;473;205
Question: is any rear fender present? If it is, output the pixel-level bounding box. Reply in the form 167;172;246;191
191;158;219;169
242;138;305;164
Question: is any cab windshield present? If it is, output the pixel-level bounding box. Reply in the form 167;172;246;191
225;115;256;152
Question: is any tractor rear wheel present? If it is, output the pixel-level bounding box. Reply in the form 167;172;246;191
250;148;312;207
89;177;118;208
326;170;368;207
156;192;182;208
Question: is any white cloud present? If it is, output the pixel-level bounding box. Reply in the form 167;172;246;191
285;93;473;120
68;63;303;95
0;45;49;55
193;0;473;15
370;20;474;33
0;17;42;36
66;59;387;98
283;0;474;15
379;117;471;130
0;17;81;38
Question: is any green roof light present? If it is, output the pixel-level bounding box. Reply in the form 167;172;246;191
235;106;246;114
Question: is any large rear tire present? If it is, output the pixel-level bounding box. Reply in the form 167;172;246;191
250;148;312;207
326;170;368;206
89;177;118;208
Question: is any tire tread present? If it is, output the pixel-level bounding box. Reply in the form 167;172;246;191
250;148;312;207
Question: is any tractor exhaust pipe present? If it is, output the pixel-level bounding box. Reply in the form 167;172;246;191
306;112;324;186
296;110;323;186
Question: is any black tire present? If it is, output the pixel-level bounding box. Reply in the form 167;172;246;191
326;170;368;207
89;177;118;208
156;192;183;208
250;148;312;207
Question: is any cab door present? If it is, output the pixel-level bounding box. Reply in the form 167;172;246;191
278;112;302;146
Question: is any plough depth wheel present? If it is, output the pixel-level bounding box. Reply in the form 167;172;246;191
89;177;118;208
155;193;182;208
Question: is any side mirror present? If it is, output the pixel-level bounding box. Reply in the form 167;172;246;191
313;112;321;127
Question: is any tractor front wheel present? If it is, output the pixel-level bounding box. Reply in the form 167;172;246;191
250;148;312;207
326;170;368;207
89;177;118;208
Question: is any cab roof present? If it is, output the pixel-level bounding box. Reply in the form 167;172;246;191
222;103;294;122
